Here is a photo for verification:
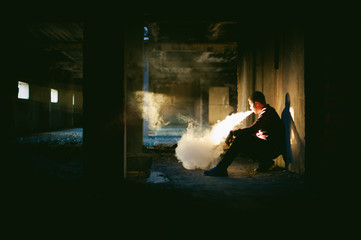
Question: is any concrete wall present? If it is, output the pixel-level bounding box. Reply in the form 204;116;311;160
12;69;82;136
277;28;305;174
209;87;234;124
145;43;238;128
237;47;255;127
237;26;305;175
4;21;83;137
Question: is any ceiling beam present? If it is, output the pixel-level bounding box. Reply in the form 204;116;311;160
145;42;237;52
43;42;82;51
52;60;82;70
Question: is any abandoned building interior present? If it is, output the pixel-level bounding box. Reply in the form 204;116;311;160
2;9;357;231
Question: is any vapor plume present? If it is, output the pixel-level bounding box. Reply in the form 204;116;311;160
134;91;171;130
175;111;252;170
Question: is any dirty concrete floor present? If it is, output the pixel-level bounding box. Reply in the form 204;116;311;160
6;129;357;236
133;148;315;214
143;152;309;213
126;147;359;233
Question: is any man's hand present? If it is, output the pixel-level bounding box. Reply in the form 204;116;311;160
225;131;235;145
256;130;268;140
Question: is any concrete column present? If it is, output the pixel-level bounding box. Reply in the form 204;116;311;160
2;22;22;181
31;84;50;132
124;20;144;154
73;83;83;127
83;17;126;189
63;76;74;128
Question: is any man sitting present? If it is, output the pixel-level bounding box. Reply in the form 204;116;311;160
204;91;285;176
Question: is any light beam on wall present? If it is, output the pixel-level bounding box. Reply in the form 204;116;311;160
290;107;294;120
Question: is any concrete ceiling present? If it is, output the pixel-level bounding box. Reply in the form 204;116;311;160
24;22;83;79
145;20;239;43
20;14;242;82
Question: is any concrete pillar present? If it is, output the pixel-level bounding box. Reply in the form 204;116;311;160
304;23;351;180
83;17;127;189
2;22;22;181
124;19;144;154
73;83;83;127
62;77;74;128
31;84;50;132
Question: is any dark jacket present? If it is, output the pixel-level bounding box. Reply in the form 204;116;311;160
233;104;285;154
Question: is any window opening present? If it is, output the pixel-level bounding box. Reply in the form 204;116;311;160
50;89;58;103
144;26;149;41
18;81;29;99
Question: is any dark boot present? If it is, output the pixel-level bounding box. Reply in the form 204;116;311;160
204;165;228;177
254;159;274;173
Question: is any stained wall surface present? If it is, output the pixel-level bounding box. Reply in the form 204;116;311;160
237;26;305;174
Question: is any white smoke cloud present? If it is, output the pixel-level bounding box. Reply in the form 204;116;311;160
175;111;252;170
134;91;171;130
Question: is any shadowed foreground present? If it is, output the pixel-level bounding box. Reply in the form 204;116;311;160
5;130;356;236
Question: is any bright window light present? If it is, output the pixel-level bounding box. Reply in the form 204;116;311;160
144;26;149;41
72;94;75;106
51;89;58;103
18;81;29;99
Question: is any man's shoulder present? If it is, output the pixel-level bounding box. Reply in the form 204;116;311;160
265;104;277;111
262;104;274;113
263;105;280;117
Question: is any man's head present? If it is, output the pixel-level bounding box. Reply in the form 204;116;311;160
248;91;266;114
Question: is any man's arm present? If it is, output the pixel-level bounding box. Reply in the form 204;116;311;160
232;108;271;137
